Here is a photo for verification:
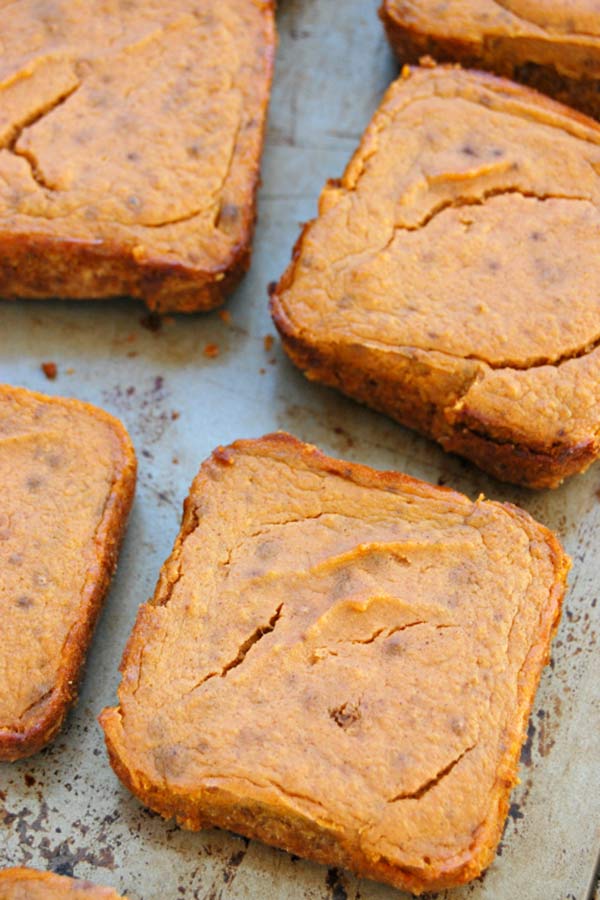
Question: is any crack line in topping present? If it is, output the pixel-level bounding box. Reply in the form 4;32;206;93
342;620;427;645
12;688;54;726
387;744;476;803
3;81;81;190
188;603;283;694
389;187;590;236
280;192;600;372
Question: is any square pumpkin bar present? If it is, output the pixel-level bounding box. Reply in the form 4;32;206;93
0;385;135;760
0;868;127;899
271;66;600;488
0;1;275;311
101;434;568;894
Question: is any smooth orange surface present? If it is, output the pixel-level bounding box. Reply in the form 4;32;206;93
101;433;568;894
0;385;136;759
0;868;126;899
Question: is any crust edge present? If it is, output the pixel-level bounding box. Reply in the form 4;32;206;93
270;313;598;489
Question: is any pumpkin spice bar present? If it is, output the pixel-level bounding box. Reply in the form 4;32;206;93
0;868;127;900
101;433;568;894
380;0;600;121
271;66;600;488
0;0;275;312
0;385;136;760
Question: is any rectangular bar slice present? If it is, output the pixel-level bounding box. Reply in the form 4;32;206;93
380;0;600;120
271;66;600;488
0;868;127;899
100;433;568;894
0;385;136;760
0;1;275;312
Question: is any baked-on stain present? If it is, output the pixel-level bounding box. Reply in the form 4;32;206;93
520;719;537;768
0;384;136;760
100;433;569;895
101;375;171;445
0;867;127;898
271;66;600;488
1;787;129;879
326;867;349;900
40;362;57;381
0;1;275;312
380;0;600;121
139;313;162;334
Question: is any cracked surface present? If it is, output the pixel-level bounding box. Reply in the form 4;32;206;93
271;66;600;487
0;385;136;760
0;867;127;899
100;433;569;894
0;0;275;311
381;0;600;117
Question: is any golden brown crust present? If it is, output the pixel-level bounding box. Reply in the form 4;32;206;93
101;433;569;894
380;0;600;120
0;867;127;899
271;65;600;488
440;417;600;489
0;230;252;314
0;385;136;761
0;1;275;312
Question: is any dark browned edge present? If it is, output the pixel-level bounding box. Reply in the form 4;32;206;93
442;421;599;489
272;308;596;489
0;230;253;313
0;389;137;761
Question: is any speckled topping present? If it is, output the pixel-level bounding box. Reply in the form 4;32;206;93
271;66;600;487
0;385;136;760
0;1;275;311
101;433;568;894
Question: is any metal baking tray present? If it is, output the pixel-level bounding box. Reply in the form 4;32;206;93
1;2;599;898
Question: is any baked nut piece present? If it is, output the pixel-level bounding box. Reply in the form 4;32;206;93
0;385;136;761
0;1;275;312
101;433;569;895
271;66;600;488
0;868;127;899
380;0;600;121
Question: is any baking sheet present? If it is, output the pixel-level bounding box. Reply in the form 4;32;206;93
1;1;599;898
